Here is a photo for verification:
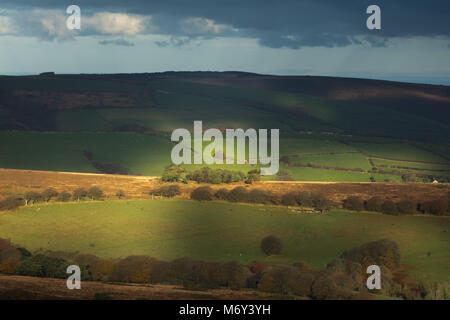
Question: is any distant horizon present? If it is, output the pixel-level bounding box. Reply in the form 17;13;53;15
2;71;450;86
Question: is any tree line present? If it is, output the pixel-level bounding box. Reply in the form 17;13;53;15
1;237;447;300
343;196;449;216
0;186;109;211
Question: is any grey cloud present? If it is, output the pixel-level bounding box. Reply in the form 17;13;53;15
98;38;134;46
1;0;449;49
155;36;191;47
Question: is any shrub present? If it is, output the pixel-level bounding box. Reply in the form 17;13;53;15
187;167;246;184
429;199;448;216
110;255;158;283
18;254;72;278
261;235;283;256
365;197;383;212
290;272;315;297
220;261;248;290
245;169;261;184
341;239;401;270
161;165;187;183
0;239;21;274
149;260;173;284
397;199;416;215
116;190;125;199
87;187;104;200
24;191;41;206
73;188;88;201
281;191;298;206
227;187;248;202
292;261;309;272
190;186;213;201
275;169;295;181
296;191;313;207
88;259;116;282
311;193;332;212
169;258;223;290
214;188;229;200
0;196;22;211
247;189;272;204
402;173;416;182
310;272;339;300
382;200;399;215
344;196;365;211
153;185;181;198
41;188;58;202
257;266;300;295
57;191;71;202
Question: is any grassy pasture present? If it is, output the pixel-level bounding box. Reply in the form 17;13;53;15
277;166;372;182
350;142;449;164
0;132;173;176
291;153;372;170
0;199;448;283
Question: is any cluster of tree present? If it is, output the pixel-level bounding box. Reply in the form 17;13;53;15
190;187;333;213
151;185;181;198
186;167;250;184
2;238;448;300
161;165;260;184
0;187;105;211
343;196;449;216
190;186;273;204
281;191;333;212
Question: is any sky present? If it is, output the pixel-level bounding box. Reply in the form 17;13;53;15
0;0;449;84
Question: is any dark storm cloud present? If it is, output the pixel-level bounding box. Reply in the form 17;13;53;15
98;39;135;46
2;0;450;48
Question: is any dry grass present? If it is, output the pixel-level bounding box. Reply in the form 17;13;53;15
0;168;447;203
0;274;289;300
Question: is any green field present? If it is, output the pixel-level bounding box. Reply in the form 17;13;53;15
1;73;449;181
291;153;372;170
1;131;448;181
350;142;449;164
0;131;174;176
0;199;448;283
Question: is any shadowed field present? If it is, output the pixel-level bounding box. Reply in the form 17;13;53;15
0;199;448;283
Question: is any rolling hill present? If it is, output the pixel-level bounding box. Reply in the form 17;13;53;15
0;72;449;180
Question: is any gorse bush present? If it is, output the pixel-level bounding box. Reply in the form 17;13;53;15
397;199;416;214
227;187;249;202
190;186;213;201
247;189;272;204
344;196;365;211
382;200;399;215
152;185;181;198
365;196;383;212
214;188;229;200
